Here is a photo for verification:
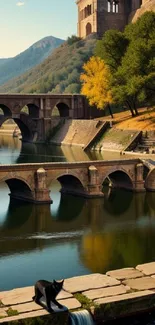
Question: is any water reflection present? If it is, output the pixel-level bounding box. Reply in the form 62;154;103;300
0;134;136;164
0;181;155;290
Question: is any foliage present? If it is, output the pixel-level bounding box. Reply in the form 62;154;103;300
7;307;19;316
95;29;128;72
80;56;112;109
0;38;97;94
95;12;155;116
67;35;82;45
74;293;94;311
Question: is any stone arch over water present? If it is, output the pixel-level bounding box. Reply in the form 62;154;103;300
102;168;134;191
55;173;86;197
53;102;70;118
0;104;12;118
145;169;155;191
20;103;40;119
1;177;34;203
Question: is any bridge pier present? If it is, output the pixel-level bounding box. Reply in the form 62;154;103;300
134;163;146;192
34;168;52;204
87;166;104;198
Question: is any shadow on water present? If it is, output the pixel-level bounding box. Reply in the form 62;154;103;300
103;187;133;216
1;200;33;229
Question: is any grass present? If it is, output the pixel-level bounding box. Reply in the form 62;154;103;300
6;307;19;317
101;107;155;131
74;293;94;311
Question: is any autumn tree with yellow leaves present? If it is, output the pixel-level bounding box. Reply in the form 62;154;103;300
80;56;113;111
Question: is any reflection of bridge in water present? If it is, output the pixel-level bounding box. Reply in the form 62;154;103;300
0;191;155;268
0;159;154;203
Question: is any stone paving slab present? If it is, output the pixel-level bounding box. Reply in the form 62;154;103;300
83;285;130;300
0;287;34;306
0;309;49;323
57;290;73;300
5;302;42;313
136;262;155;275
0;287;72;306
64;274;120;293
123;276;155;290
58;298;81;310
94;290;155;305
6;298;80;314
0;309;7;317
0;310;48;323
106;268;143;280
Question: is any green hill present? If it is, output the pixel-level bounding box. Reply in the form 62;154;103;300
0;36;64;86
0;37;97;94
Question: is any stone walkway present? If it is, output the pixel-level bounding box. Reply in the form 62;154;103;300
1;262;155;323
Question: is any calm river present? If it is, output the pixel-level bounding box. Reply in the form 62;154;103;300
0;135;155;303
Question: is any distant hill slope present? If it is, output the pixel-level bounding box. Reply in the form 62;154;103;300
0;37;97;94
0;36;64;86
0;58;11;67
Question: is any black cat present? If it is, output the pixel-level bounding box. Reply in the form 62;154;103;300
32;279;64;312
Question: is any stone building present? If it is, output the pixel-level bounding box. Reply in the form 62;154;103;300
76;0;144;38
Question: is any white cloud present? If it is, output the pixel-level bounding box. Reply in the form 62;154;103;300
16;1;25;6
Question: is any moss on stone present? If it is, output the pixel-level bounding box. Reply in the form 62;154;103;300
74;293;94;311
7;308;19;317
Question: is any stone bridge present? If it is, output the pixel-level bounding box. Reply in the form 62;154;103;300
0;158;154;204
0;93;95;143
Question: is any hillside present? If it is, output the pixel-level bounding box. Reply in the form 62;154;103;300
0;36;64;86
101;107;155;131
0;58;11;67
0;37;97;94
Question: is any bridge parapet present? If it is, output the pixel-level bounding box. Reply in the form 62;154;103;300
0;159;153;204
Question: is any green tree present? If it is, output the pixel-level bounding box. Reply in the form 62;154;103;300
95;12;155;116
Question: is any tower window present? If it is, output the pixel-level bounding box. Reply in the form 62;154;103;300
113;1;119;13
108;0;111;12
108;0;119;13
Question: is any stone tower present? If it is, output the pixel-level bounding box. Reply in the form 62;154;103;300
77;0;142;38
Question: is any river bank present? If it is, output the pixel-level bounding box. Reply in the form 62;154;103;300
1;262;155;324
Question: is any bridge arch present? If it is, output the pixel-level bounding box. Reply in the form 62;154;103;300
0;176;34;202
14;114;35;142
145;169;155;191
102;167;134;190
50;172;86;197
52;101;70;118
0;104;12;117
20;103;39;118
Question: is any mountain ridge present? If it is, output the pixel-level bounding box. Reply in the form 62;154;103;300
0;36;64;86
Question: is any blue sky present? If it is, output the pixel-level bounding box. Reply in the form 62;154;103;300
0;0;77;58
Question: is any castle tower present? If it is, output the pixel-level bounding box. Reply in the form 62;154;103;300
77;0;142;38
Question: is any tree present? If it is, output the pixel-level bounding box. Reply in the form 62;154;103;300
80;56;113;111
95;12;155;116
95;29;128;72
